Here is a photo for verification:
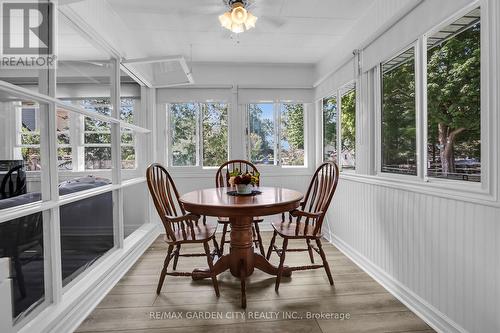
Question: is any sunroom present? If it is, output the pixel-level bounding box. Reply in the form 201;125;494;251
0;0;498;332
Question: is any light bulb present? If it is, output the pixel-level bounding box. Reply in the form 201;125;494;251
231;23;244;34
231;6;247;25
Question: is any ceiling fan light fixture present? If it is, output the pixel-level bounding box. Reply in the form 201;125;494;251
244;12;257;29
219;0;257;34
219;12;232;29
230;22;244;34
231;3;247;24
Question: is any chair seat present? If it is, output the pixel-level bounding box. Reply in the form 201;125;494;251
165;223;217;244
217;216;264;223
271;221;322;239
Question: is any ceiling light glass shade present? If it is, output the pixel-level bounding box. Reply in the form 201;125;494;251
230;22;244;34
244;12;258;29
218;2;257;34
231;5;248;24
218;12;232;29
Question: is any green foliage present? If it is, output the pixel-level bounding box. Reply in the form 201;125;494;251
249;104;274;164
341;90;356;158
202;103;228;167
382;52;417;173
323;96;337;161
171;103;197;166
280;103;304;165
427;23;480;173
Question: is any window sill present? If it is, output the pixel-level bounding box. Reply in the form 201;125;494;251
167;165;315;178
339;172;498;207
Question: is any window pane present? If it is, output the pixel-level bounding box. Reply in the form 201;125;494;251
60;192;114;286
170;103;197;166
249;103;275;165
202;103;228;167
341;87;356;170
124;182;149;238
427;8;480;182
0;213;45;320
381;47;417;175
280;103;304;166
85;147;112;170
0;99;46;210
323;96;337;162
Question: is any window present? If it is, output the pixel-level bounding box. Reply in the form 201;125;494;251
120;98;138;170
19;104;42;171
381;47;417;175
82;98;113;170
169;102;228;167
280;103;304;166
202;103;229;167
340;85;356;170
323;96;337;162
248;102;305;166
426;8;480;182
248;103;275;165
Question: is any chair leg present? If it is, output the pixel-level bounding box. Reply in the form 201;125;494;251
212;237;221;257
275;238;288;292
203;241;220;297
306;238;315;264
253;222;266;256
219;223;228;255
173;244;181;270
156;244;174;294
266;230;277;260
316;238;334;285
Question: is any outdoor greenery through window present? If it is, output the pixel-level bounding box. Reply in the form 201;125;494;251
169;102;228;167
340;85;356;169
381;47;417;175
426;8;480;182
280;104;304;166
323;96;337;162
248;103;305;166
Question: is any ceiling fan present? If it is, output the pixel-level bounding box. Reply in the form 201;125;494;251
218;0;257;33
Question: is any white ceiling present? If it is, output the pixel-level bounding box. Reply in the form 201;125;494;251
105;0;378;64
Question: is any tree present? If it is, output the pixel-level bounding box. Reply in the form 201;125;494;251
171;103;197;166
341;90;356;155
323;97;337;161
83;98;113;169
280;104;304;165
382;55;417;173
427;23;480;175
202;103;228;167
249;104;274;163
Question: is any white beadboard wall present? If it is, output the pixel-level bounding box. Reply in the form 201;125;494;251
325;177;500;333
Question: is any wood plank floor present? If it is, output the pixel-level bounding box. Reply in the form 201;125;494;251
76;232;434;333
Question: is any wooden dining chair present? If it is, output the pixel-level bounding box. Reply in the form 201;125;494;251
266;161;339;291
215;160;265;256
146;163;220;296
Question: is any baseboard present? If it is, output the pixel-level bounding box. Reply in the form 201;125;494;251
325;232;468;333
18;223;161;333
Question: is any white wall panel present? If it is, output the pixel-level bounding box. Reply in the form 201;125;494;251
325;177;500;332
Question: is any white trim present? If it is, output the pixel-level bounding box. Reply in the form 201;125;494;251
0;81;150;134
16;223;160;333
326;232;468;333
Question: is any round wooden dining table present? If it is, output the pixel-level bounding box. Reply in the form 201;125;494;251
179;186;303;308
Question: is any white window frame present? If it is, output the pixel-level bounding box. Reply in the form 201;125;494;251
166;101;230;169
365;2;496;204
246;101;308;169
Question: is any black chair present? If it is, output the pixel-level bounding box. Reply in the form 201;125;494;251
1;164;27;199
